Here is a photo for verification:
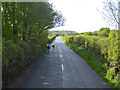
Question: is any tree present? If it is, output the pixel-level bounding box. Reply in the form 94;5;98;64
2;2;65;88
98;27;110;37
99;0;120;30
2;2;65;42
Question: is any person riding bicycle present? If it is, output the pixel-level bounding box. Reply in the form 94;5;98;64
52;43;55;50
47;44;50;52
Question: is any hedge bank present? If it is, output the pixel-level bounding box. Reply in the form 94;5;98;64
62;30;120;88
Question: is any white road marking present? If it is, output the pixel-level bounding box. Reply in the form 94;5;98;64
60;54;62;58
61;64;64;71
59;49;61;54
40;76;45;79
43;82;49;85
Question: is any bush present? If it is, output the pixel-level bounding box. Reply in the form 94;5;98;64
84;32;93;35
2;39;25;86
48;33;58;44
2;30;59;87
79;33;84;35
92;31;98;36
61;33;65;36
98;28;110;37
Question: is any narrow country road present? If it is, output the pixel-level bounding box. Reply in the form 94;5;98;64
20;36;110;88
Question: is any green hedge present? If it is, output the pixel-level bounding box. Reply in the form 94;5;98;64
2;2;63;88
48;33;59;44
2;32;57;88
62;30;120;88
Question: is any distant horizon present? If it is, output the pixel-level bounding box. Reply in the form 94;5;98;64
49;28;118;33
49;29;79;33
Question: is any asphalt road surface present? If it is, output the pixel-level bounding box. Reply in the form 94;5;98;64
20;36;110;88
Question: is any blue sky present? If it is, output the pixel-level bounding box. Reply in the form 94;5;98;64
48;0;115;33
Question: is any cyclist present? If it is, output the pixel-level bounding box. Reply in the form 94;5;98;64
52;43;55;50
47;44;50;52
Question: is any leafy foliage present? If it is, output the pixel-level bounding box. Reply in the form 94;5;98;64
98;27;110;37
92;31;98;36
62;30;120;88
84;32;93;35
48;33;59;44
2;2;64;88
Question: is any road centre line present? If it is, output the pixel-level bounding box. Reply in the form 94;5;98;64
59;49;61;54
60;54;62;58
61;64;64;71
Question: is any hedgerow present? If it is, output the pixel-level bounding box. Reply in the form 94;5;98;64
98;27;110;37
62;30;120;88
2;2;64;88
48;33;59;44
2;33;57;88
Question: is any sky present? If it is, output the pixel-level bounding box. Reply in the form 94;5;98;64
48;0;114;33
